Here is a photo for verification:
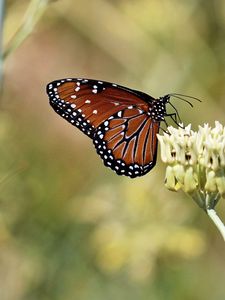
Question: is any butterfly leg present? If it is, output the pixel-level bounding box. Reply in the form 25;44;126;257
165;113;184;128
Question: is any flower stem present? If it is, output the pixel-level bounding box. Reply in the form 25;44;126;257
3;0;51;60
206;208;225;241
0;0;5;88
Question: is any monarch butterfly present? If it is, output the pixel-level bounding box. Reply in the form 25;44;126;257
46;78;198;178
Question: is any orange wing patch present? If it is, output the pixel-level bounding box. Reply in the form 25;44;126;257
94;108;160;178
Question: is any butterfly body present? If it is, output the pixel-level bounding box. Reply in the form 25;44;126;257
46;78;170;178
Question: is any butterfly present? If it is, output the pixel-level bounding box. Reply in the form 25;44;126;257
46;78;196;178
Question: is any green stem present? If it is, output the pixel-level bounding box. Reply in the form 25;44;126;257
0;0;5;87
3;0;51;60
188;190;205;209
206;208;225;241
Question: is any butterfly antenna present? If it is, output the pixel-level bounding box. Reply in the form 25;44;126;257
171;93;202;102
169;94;194;107
169;93;202;106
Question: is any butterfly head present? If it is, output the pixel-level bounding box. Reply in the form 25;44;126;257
159;94;171;103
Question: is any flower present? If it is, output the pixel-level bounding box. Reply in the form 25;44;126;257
157;121;225;210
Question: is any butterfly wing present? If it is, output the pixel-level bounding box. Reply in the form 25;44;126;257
94;107;160;178
46;78;153;138
46;78;159;178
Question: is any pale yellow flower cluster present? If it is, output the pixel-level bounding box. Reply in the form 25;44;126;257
157;121;225;209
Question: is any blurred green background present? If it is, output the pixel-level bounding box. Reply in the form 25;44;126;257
1;0;225;299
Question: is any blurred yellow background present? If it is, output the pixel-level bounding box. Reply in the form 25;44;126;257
1;0;225;299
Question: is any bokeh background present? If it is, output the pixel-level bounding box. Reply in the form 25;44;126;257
1;0;225;299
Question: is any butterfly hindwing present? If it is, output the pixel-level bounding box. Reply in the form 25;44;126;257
93;107;160;178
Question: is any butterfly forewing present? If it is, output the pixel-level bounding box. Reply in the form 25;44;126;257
47;78;151;138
